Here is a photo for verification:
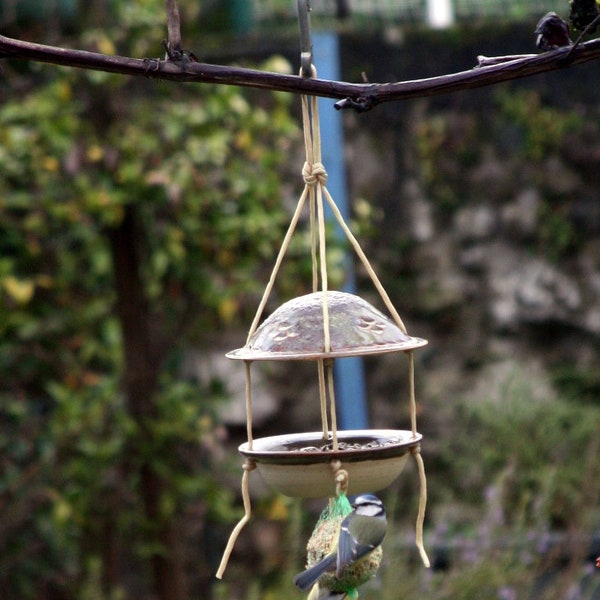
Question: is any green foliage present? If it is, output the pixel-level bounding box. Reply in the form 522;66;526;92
495;89;585;260
432;365;599;526
414;112;479;216
411;90;587;261
495;89;584;162
415;115;452;209
0;10;301;592
0;64;301;338
537;200;577;260
455;393;599;528
552;361;600;404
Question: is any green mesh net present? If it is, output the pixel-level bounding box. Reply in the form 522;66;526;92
317;493;353;524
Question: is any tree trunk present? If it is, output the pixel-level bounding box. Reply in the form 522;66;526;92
108;205;187;600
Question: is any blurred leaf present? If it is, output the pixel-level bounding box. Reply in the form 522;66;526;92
3;276;35;304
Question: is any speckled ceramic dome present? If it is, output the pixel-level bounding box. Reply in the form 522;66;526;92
227;291;427;360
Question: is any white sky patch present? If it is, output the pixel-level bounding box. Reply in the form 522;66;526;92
426;0;455;28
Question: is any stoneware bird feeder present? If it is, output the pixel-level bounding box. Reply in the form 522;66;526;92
216;23;431;579
228;290;426;498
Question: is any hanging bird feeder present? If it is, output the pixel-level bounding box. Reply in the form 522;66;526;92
238;428;422;499
216;0;431;586
229;290;427;498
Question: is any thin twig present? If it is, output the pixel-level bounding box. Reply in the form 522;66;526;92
2;34;600;108
165;0;182;55
477;53;536;66
568;12;600;56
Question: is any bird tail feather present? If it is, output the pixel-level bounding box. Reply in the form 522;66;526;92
293;554;337;591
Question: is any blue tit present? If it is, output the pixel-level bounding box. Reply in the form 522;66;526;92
294;494;387;592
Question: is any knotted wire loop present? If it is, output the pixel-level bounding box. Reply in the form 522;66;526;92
302;160;328;187
243;458;257;473
330;459;349;497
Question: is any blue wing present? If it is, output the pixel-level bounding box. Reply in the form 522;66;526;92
335;514;386;578
335;518;360;578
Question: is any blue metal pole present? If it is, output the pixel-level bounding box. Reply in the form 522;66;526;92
313;31;369;430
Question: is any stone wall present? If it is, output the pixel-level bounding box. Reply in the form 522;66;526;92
335;23;600;432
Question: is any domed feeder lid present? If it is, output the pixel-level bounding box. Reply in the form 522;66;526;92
239;429;422;498
227;291;427;360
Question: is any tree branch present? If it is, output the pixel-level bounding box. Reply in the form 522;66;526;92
2;33;600;107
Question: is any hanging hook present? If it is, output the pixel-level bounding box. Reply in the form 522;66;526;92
297;0;313;77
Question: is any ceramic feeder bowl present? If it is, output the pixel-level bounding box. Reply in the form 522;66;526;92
227;291;428;361
239;429;422;498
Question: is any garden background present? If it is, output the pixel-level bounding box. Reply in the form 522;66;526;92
1;1;599;599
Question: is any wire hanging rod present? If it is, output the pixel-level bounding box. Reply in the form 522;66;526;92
297;0;313;77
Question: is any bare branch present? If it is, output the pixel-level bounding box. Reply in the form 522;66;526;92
2;33;600;108
477;54;536;67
